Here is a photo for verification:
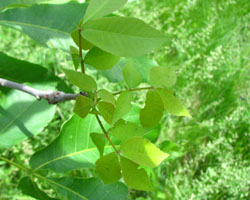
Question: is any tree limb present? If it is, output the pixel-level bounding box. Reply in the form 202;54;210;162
0;78;79;104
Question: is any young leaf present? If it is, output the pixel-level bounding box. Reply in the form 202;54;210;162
84;0;127;23
120;156;152;191
140;90;164;128
120;136;168;168
98;89;116;105
110;121;144;142
122;60;142;88
30;115;113;172
85;47;120;70
112;91;133;124
18;176;57;200
51;177;128;200
90;132;106;156
63;69;97;92
74;95;93;118
97;101;115;124
71;29;94;50
150;67;176;88
82;17;167;57
96;152;122;184
70;46;82;70
156;88;191;117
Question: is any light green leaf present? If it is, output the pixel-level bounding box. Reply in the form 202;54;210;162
0;3;88;50
70;46;82;70
97;102;115;124
71;29;94;50
112;91;133;124
82;17;167;57
120;136;168;168
63;69;97;92
96;152;122;184
122;60;142;88
156;88;191;117
84;0;127;23
52;177;128;200
150;67;176;88
73;95;93;118
110;121;144;142
30;115;113;172
18;177;57;200
0;89;56;149
120;156;152;191
140;90;164;128
90;132;106;156
98;89;115;105
85;47;120;70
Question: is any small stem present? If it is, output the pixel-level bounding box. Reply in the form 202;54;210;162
113;86;153;96
0;156;30;173
78;27;85;74
95;115;119;154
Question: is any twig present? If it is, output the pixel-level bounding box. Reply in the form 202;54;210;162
0;78;78;104
113;86;154;96
78;27;85;74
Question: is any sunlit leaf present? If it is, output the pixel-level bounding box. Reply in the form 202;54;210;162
120;136;168;168
96;152;122;184
120;156;152;191
150;67;176;88
90;132;106;156
97;101;115;124
98;89;115;105
122;60;142;88
82;17;167;57
73;95;93;118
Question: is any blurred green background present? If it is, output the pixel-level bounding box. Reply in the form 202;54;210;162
0;0;249;199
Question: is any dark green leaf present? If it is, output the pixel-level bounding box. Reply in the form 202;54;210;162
90;132;106;156
30;115;113;172
82;17;167;57
74;95;93;118
150;67;176;88
96;152;122;184
140;90;164;128
63;69;97;92
120;156;152;191
120;136;168;168
122;60;142;88
85;47;120;70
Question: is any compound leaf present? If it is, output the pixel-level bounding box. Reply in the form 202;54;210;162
85;47;120;70
120;156;152;191
82;17;167;57
120;136;168;168
96;152;122;184
63;69;97;92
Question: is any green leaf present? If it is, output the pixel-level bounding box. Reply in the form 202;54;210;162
97;102;115;124
74;95;93;118
30;115;113;172
140;90;164;128
122;60;142;88
120;156;152;191
85;47;120;70
0;3;88;50
63;69;97;92
51;177;128;200
18;176;57;200
98;56;158;83
120;136;168;168
96;152;122;184
0;89;56;149
110;121;144;142
82;17;167;57
70;46;82;70
90;132;106;156
112;91;133;124
71;29;94;50
150;67;176;88
84;0;127;23
98;89;115;105
156;88;191;117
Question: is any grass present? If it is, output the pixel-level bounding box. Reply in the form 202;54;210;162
0;0;250;199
